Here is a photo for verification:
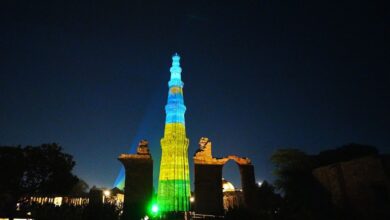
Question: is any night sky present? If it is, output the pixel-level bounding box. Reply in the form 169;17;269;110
1;0;387;189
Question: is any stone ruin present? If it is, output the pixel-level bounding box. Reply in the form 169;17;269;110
118;140;153;220
193;137;257;215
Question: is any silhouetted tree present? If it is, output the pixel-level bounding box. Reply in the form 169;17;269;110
22;144;80;194
0;146;26;216
0;143;82;216
314;143;378;167
271;149;334;220
254;181;283;218
70;179;90;196
271;149;314;196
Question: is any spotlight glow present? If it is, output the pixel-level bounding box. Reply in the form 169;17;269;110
103;190;111;197
152;204;159;213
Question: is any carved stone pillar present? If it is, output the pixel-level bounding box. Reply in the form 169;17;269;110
239;164;256;209
118;140;153;220
194;164;224;215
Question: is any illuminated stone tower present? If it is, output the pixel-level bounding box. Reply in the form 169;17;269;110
157;53;191;212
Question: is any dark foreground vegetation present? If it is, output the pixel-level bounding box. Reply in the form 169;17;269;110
16;202;120;220
0;144;89;219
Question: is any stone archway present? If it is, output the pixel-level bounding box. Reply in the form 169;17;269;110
193;137;257;215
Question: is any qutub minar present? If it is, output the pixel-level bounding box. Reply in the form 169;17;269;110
157;53;191;212
117;54;256;219
115;53;191;213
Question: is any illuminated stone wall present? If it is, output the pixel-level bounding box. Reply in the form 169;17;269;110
157;54;191;212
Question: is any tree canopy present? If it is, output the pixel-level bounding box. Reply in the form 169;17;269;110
0;143;86;216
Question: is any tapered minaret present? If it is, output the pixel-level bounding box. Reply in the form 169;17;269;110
157;53;191;212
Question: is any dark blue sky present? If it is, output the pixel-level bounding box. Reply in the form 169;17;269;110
1;0;388;189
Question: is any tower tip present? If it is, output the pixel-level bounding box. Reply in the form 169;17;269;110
172;53;180;60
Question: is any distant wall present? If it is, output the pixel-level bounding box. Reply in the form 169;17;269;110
313;156;390;218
